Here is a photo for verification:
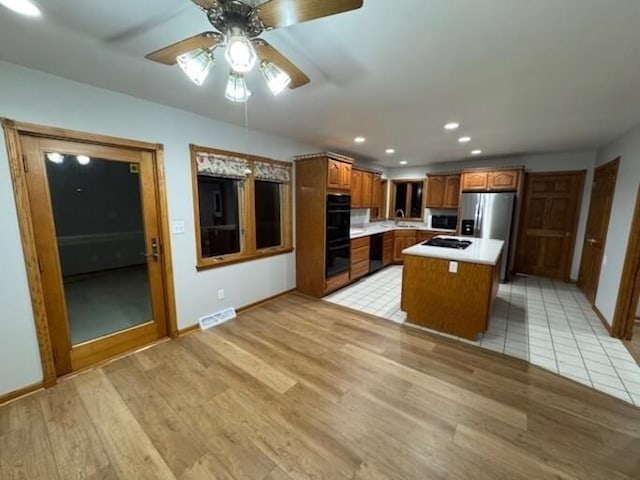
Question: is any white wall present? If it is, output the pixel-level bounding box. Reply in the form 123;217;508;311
0;61;317;396
594;124;640;325
387;152;597;279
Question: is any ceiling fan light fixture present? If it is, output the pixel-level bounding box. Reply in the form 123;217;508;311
225;28;257;73
176;48;215;86
225;71;251;103
260;60;291;96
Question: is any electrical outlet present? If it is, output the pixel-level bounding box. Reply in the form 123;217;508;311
218;289;225;300
449;261;458;274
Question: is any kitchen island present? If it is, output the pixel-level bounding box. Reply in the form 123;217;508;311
401;236;504;340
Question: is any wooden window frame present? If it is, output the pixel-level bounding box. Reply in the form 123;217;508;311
190;144;293;271
390;179;427;221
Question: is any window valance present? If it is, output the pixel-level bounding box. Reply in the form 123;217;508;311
254;161;291;183
196;152;250;180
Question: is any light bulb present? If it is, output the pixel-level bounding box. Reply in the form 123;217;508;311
46;152;64;164
176;48;215;86
259;60;291;96
225;71;252;103
0;0;41;16
458;136;471;143
444;122;460;130
224;28;257;73
76;155;91;165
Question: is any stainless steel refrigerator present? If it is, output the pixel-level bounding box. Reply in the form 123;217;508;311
459;192;516;282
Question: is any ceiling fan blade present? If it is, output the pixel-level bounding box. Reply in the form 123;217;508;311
254;39;310;89
146;32;223;65
256;0;363;28
191;0;219;9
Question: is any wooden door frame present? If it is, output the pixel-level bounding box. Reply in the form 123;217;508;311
514;170;586;282
1;119;178;388
578;158;620;303
611;183;640;340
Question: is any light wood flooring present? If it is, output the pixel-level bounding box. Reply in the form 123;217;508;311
2;293;640;479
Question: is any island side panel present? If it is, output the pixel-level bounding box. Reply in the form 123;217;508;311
401;254;494;340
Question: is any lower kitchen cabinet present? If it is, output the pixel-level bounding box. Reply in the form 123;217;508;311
350;236;370;280
383;231;393;266
393;230;417;263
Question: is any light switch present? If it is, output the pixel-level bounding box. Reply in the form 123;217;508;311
171;220;185;235
449;261;458;273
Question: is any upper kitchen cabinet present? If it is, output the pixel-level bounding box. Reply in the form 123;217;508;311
461;171;489;191
426;174;460;209
351;169;363;208
461;168;521;192
327;157;352;191
488;170;520;191
362;171;373;207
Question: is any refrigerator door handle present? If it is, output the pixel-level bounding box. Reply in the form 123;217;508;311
474;201;480;236
476;196;484;237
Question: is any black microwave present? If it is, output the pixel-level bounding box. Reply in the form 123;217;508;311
432;215;458;230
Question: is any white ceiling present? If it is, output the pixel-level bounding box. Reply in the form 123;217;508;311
1;0;640;167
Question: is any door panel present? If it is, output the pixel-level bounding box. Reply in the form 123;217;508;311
21;136;168;375
515;171;585;280
579;159;619;302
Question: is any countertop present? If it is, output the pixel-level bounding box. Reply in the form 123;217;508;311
349;223;456;239
402;236;504;266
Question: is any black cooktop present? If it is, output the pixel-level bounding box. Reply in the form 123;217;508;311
423;238;472;250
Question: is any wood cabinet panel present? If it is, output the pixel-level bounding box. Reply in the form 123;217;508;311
351;169;362;208
393;230;417;263
488;170;519;191
416;231;438;244
461;172;488;191
443;175;461;208
362;172;373;207
351;236;370;249
383;231;393;266
351;260;370;280
351;245;370;264
325;271;350;294
339;162;351;189
426;175;445;208
328;160;351;191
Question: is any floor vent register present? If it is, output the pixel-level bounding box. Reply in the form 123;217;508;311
199;307;237;331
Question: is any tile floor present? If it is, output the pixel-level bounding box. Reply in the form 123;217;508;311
325;266;640;406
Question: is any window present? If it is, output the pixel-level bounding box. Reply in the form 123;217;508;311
191;145;292;270
391;179;425;220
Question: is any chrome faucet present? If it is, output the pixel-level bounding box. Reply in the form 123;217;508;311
394;209;405;225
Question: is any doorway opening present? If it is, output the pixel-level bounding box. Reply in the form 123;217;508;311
2;119;177;387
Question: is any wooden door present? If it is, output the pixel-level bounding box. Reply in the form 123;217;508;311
327;160;341;189
362;172;373;207
371;174;382;217
426;175;445;208
515;171;585;280
351;169;362;208
461;171;488;191
579;159;619;303
443;175;461;208
382;231;393;265
488;170;519;191
393;231;416;263
21;136;169;375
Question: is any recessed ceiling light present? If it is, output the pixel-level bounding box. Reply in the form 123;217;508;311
399;160;408;165
458;136;471;143
0;0;41;16
444;122;460;131
46;152;64;164
471;149;482;156
385;148;395;154
354;136;366;143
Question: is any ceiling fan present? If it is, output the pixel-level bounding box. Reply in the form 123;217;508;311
146;0;364;102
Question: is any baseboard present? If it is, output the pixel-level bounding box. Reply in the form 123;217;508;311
0;381;43;406
177;288;297;337
593;305;612;334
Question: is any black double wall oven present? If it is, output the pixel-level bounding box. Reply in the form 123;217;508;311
326;194;351;278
